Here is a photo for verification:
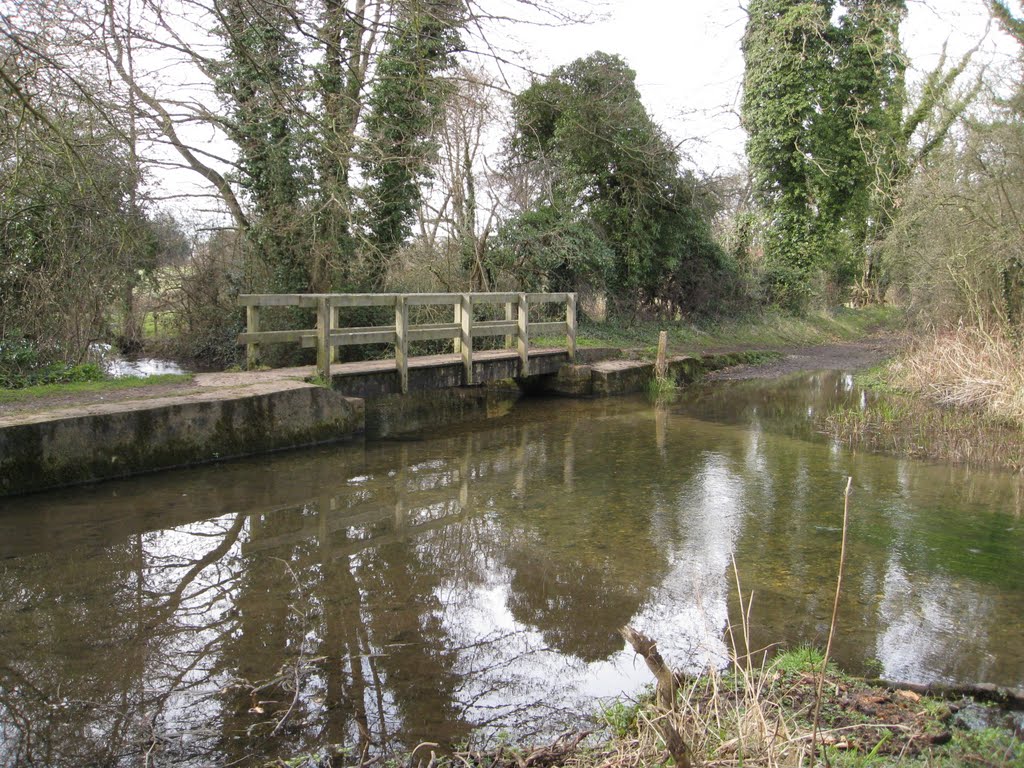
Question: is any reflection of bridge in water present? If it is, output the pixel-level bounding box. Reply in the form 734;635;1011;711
242;423;564;558
4;381;1022;768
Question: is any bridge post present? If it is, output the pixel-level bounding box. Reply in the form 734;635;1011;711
329;304;340;363
246;304;261;369
566;293;577;362
395;295;409;394
316;296;331;381
504;300;515;349
460;293;473;385
517;293;529;375
453;300;462;354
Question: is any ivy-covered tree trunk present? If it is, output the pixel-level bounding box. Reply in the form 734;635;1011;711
741;0;981;309
742;0;836;310
361;0;465;287
215;0;307;293
311;0;368;292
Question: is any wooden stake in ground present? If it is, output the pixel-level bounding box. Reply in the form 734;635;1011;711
655;331;668;380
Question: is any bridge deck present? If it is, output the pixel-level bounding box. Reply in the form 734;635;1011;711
245;346;571;398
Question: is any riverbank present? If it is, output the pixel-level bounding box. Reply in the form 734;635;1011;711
277;644;1024;768
820;329;1024;473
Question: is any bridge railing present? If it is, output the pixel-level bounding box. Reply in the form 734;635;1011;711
237;292;577;393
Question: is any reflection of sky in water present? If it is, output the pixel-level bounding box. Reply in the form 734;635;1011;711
89;342;188;377
2;373;1023;766
635;452;746;673
107;357;188;377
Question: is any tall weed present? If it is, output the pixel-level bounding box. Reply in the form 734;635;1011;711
889;328;1024;427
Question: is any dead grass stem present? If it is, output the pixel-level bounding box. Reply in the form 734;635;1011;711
890;327;1024;428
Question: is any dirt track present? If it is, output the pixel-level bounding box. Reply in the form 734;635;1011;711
704;335;899;381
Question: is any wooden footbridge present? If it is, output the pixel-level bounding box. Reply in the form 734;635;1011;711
238;292;577;395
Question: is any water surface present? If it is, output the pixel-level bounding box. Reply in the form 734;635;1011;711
1;371;1022;766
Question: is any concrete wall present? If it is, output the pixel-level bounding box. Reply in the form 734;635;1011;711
546;352;763;397
0;383;363;496
365;387;521;438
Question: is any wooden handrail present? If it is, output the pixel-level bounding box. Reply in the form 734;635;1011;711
237;292;577;393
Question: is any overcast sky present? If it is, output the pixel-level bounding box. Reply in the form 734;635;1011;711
151;0;1021;223
510;0;1019;174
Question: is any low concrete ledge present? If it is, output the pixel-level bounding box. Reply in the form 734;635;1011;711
552;351;766;397
0;382;364;496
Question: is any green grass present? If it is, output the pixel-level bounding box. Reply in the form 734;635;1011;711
573;306;901;357
770;645;830;675
823;726;1024;767
599;695;649;739
852;360;914;395
0;373;194;405
645;374;679;402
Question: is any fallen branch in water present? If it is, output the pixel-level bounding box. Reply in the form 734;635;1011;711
619;625;691;768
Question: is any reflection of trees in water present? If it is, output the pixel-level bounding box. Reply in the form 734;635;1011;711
499;415;674;663
0;513;247;766
4;391;1022;766
0;426;579;765
0;542;142;766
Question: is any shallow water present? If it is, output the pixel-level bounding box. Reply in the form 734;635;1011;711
89;342;189;377
1;371;1022;766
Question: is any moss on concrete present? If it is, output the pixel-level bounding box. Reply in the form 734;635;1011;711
0;386;364;496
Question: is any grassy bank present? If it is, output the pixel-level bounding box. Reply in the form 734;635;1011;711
580;648;1023;768
824;395;1024;472
276;646;1024;768
572;306;901;358
823;328;1024;472
0;373;194;407
886;328;1024;429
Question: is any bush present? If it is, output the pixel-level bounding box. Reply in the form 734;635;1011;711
159;236;246;370
0;336;105;389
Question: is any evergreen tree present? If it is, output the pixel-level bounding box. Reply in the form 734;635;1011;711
503;52;730;311
742;0;907;309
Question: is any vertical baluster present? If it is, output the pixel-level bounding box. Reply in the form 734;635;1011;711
461;293;473;385
395;295;409;394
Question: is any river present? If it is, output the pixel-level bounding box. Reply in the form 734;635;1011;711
1;370;1021;766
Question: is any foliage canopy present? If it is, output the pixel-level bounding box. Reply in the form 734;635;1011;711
501;52;735;313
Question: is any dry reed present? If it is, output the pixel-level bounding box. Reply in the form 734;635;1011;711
888;327;1024;428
